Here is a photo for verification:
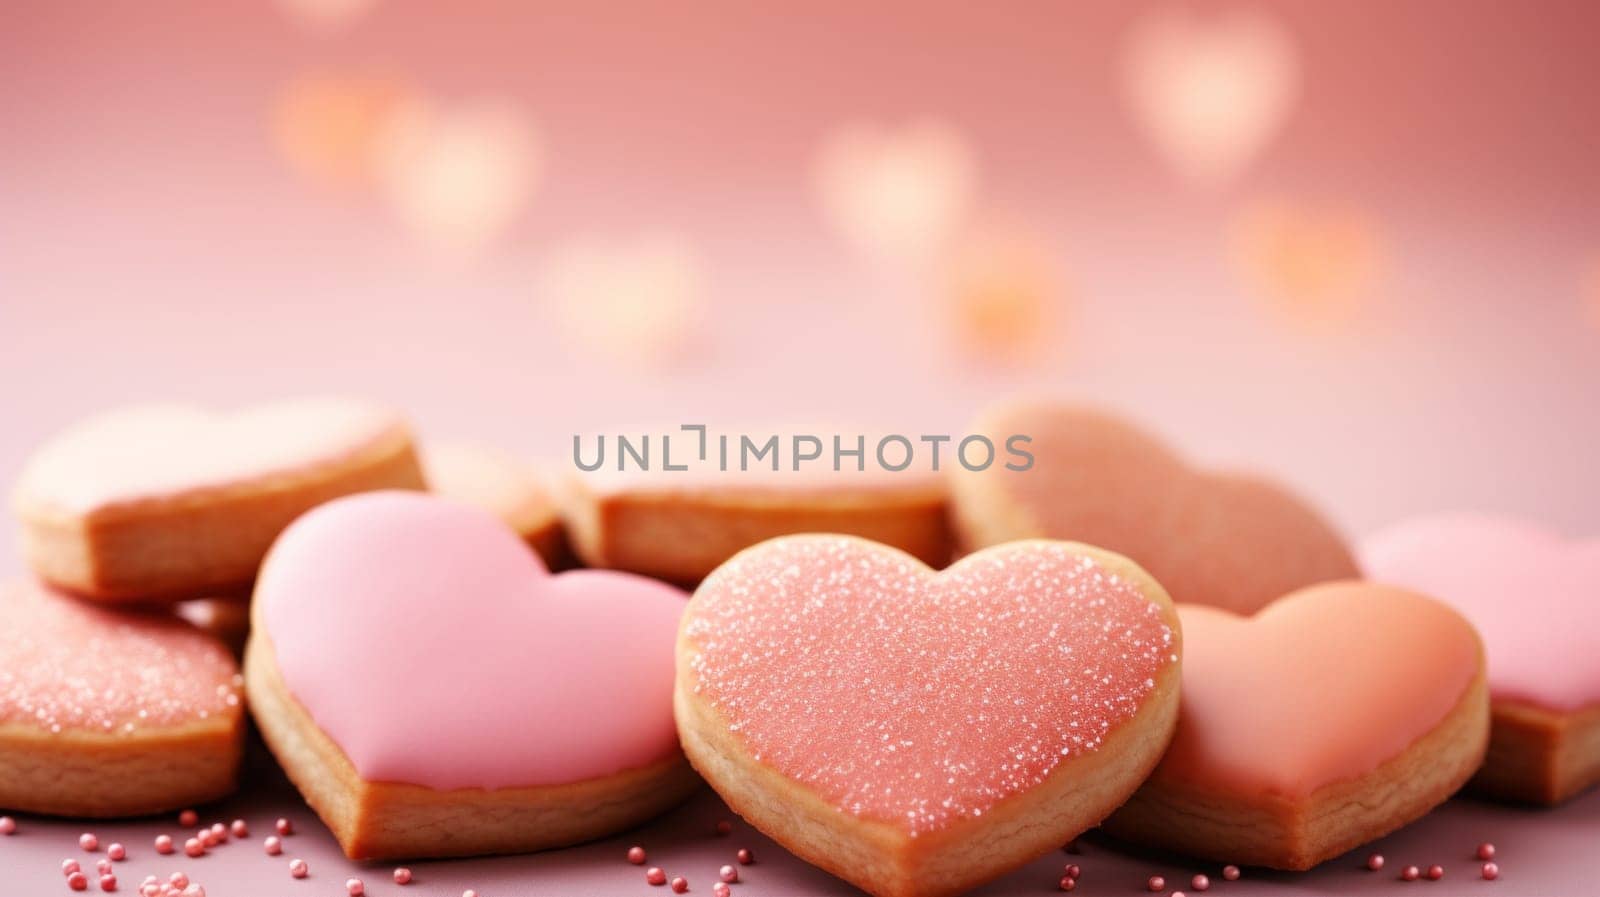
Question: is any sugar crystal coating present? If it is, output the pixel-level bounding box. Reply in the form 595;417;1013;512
685;536;1175;835
0;581;241;733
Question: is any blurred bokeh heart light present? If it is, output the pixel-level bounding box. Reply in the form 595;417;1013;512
943;220;1066;368
1123;4;1300;187
375;96;543;261
272;72;418;192
1229;197;1389;333
542;234;708;370
814;119;978;266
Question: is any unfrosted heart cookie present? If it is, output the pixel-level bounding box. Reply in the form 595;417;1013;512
951;401;1358;613
676;535;1181;897
422;441;571;569
14;397;425;602
0;579;244;816
246;491;698;860
565;439;951;585
1363;514;1600;804
1104;583;1488;870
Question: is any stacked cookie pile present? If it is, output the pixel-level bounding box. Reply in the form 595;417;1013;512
1;397;1593;897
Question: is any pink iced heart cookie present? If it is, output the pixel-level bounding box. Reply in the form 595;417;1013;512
1363;514;1600;803
246;491;698;860
676;535;1181;897
13;397;425;602
951;400;1359;614
1105;583;1489;869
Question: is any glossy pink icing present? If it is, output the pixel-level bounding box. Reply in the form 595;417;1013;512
254;491;688;790
1362;514;1600;712
683;536;1176;836
1160;584;1481;797
15;397;406;514
0;580;241;733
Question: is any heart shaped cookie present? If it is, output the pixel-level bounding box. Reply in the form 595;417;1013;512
951;401;1358;614
1363;514;1600;803
422;441;571;569
14;397;425;602
0;579;244;817
676;535;1180;897
246;491;698;860
565;432;952;586
1104;582;1488;870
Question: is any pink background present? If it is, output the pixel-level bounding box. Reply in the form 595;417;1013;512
4;0;1599;575
2;1;1598;893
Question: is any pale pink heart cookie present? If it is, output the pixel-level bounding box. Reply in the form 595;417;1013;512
950;400;1359;614
676;535;1181;897
246;490;698;860
1363;514;1600;803
0;579;244;817
13;397;425;602
1105;583;1488;870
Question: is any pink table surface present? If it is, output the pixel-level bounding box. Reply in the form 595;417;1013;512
2;736;1594;896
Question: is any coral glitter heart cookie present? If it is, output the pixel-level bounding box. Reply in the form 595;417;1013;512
0;579;244;817
951;400;1359;614
13;397;426;602
676;535;1181;897
423;441;571;569
246;491;699;860
1103;583;1489;870
1363;514;1600;804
